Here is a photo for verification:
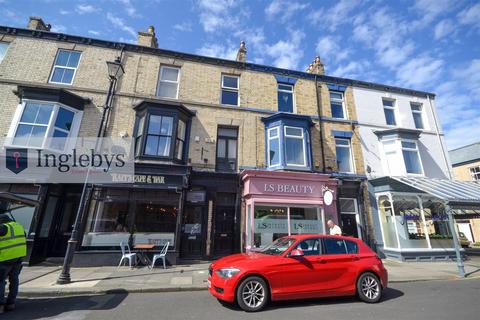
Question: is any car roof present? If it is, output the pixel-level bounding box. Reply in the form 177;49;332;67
287;234;360;242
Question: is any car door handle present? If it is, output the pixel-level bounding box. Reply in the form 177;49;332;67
315;258;327;264
351;256;360;261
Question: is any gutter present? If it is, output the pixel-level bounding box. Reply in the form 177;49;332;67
315;75;326;173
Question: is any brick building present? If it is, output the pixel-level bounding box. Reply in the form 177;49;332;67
1;17;460;265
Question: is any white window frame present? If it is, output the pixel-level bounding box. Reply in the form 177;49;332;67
469;166;480;181
267;126;281;167
6;99;83;151
221;74;240;106
0;41;9;64
277;83;296;113
401;139;424;176
329;91;347;119
156;66;180;99
410;102;427;130
48;49;82;85
335;138;355;173
284;125;306;167
382;98;397;126
339;198;362;239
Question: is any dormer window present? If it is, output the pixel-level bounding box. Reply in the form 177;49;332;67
262;113;313;171
133;101;194;163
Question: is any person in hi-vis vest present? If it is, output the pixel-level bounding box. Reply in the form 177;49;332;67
0;212;26;314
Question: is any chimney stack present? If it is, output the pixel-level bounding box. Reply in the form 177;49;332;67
27;17;51;31
236;41;247;63
137;25;158;48
306;56;325;75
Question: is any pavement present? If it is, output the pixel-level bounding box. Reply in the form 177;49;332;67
7;279;480;320
14;256;480;297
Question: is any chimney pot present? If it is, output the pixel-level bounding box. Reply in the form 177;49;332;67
27;16;51;31
307;55;325;75
137;26;158;48
236;40;247;63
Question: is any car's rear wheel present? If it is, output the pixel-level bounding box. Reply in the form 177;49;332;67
236;276;268;312
357;272;382;303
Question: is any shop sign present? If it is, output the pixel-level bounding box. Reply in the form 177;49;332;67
255;219;322;233
187;191;206;203
134;233;175;246
111;174;166;184
263;183;314;194
184;223;202;235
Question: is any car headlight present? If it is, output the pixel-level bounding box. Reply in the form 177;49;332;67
215;268;240;279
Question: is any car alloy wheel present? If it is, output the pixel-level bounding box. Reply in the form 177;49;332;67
357;272;382;303
236;276;268;312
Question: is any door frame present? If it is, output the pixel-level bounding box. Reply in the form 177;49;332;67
180;204;208;259
339;197;362;239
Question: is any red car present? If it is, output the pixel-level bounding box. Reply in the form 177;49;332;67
208;235;388;312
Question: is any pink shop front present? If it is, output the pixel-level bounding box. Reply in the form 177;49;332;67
241;170;338;250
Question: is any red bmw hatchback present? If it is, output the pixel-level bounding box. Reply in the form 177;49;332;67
208;235;388;312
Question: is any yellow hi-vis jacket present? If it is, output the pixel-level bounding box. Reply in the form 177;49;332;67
0;221;27;262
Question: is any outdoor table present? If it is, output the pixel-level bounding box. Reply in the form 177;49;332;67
133;244;155;267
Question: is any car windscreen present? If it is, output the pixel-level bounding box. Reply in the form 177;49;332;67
259;237;296;255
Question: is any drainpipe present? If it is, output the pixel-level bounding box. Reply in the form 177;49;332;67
315;75;326;173
427;95;452;180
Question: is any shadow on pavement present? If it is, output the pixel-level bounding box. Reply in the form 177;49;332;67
217;287;404;312
4;290;128;320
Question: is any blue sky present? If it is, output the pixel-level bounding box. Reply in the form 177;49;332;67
1;0;479;149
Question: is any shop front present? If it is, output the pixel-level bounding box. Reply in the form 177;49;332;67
241;170;338;250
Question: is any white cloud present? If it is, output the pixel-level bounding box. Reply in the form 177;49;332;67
395;56;444;87
118;0;140;18
315;36;350;64
197;0;243;33
88;30;101;36
434;19;456;40
51;25;67;33
457;3;480;30
173;22;193;32
59;10;70;15
75;4;100;14
264;29;305;70
331;61;370;79
106;12;136;38
411;0;456;28
309;0;362;31
196;43;238;60
265;0;308;23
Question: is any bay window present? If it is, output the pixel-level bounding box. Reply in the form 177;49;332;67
133;101;193;163
262;113;313;171
401;141;423;174
380;135;424;176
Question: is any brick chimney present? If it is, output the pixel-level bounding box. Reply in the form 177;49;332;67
306;56;325;75
137;25;158;48
236;41;247;63
27;17;51;31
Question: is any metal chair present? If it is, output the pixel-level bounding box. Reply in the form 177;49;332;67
151;242;169;269
118;241;137;268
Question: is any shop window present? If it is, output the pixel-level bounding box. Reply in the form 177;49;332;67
221;75;239;106
133;101;193;163
378;195;399;248
335;138;354;173
278;84;294;113
49;49;81;85
383;99;396;126
330;91;346;119
262;113;313;171
0;42;9;64
410;103;425;129
393;195;428;249
8;100;81;151
289;207;323;236
469;166;480;181
422;199;453;248
157;66;180;99
216;127;238;172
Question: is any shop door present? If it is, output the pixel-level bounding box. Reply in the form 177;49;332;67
49;193;80;257
213;206;235;256
181;206;206;259
340;214;358;238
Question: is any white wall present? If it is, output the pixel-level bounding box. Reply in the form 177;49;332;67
353;87;451;179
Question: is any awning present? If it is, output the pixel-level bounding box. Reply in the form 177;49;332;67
0;192;39;212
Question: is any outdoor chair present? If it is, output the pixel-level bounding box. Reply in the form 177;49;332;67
118;241;137;268
151;242;169;269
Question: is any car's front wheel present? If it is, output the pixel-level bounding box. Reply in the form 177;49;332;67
236;276;269;312
357;272;382;303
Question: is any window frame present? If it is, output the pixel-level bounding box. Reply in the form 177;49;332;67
267;126;281;167
143;114;175;157
215;126;238;172
48;49;82;86
7;99;82;151
381;138;424;176
410;102;426;129
156;66;181;99
277;83;295;113
0;41;9;64
329;91;347;119
284;125;306;167
401;139;424;175
469;166;480;181
221;74;240;106
335;138;355;173
382;98;397;126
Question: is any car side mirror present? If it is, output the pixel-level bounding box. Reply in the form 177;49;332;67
289;249;304;257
